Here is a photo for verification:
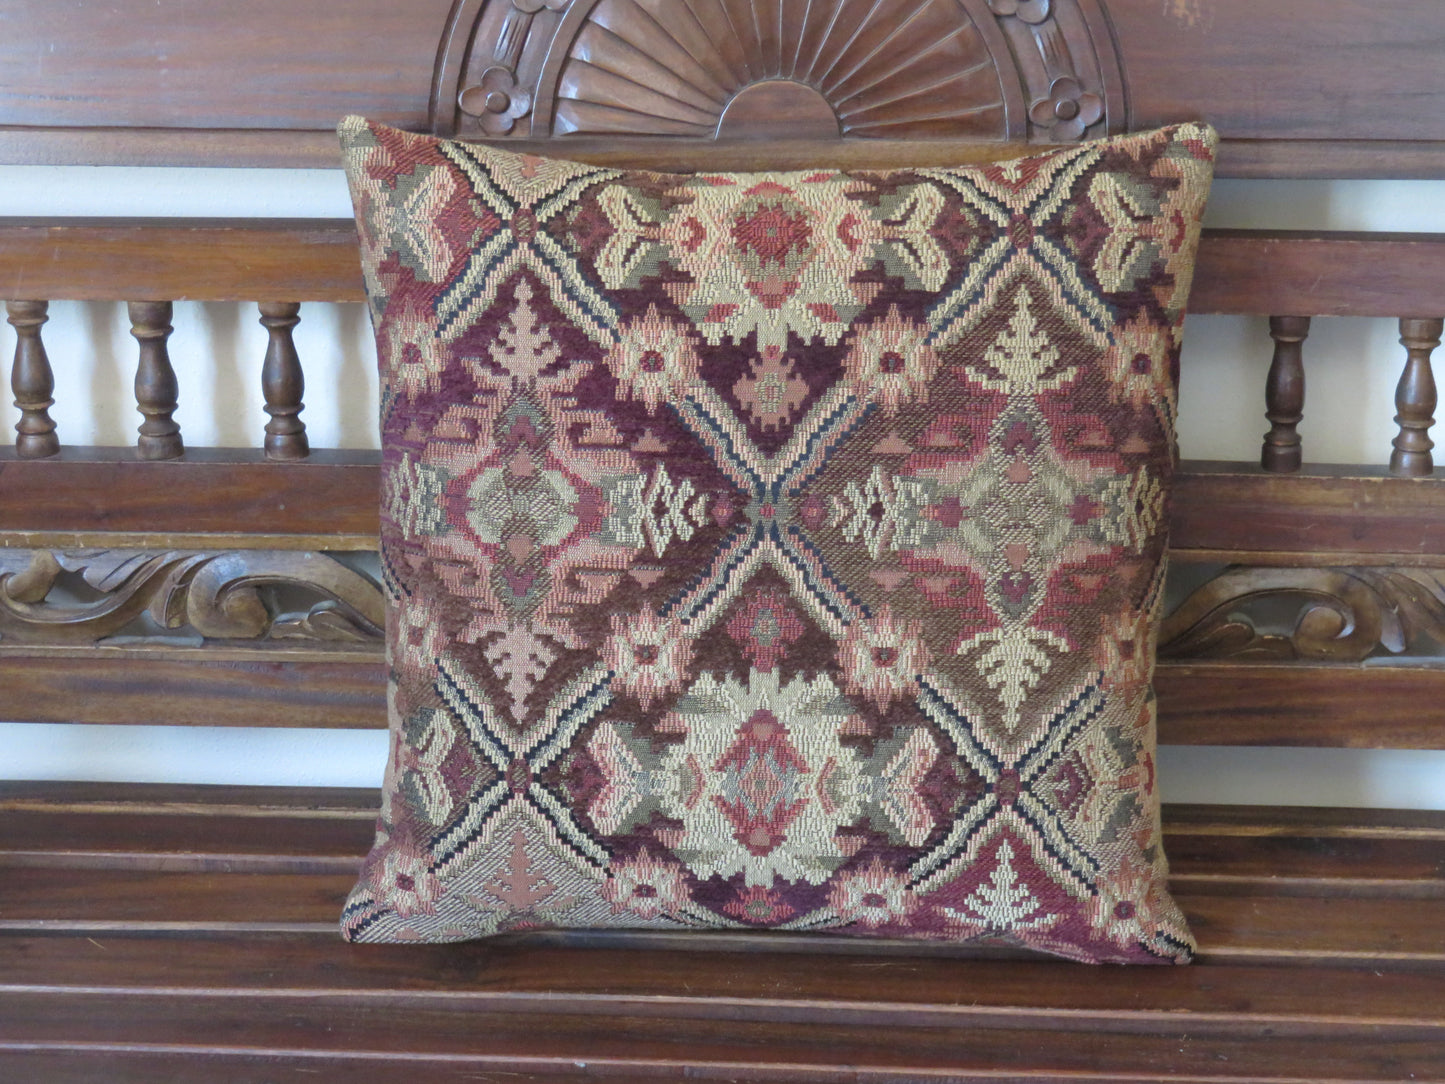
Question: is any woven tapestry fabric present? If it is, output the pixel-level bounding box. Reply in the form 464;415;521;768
338;116;1216;963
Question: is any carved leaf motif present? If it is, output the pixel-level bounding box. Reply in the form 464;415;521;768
184;551;385;640
0;548;384;647
0;550;60;604
1354;568;1445;655
56;549;173;593
272;602;384;643
0;550;197;644
1159;566;1445;663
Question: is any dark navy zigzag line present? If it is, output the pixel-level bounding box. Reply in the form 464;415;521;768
778;396;873;499
664;522;765;623
777;525;868;627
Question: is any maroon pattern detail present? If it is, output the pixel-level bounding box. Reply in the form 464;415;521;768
338;116;1216;963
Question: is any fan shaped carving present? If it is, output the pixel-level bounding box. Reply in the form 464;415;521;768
435;0;1123;143
551;0;1013;139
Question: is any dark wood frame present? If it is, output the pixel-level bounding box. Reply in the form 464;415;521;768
4;0;1445;177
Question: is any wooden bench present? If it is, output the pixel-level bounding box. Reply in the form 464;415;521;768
2;787;1441;1080
3;1;1445;1078
3;198;1443;1084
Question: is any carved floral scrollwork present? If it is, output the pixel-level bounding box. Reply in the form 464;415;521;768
459;67;534;136
437;0;1120;142
0;549;384;647
455;0;574;136
1159;566;1445;664
988;0;1112;142
1028;76;1103;142
987;0;1052;24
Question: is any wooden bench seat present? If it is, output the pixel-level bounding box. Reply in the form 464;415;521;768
2;782;1441;1080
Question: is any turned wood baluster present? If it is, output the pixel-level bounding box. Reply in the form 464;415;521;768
1389;317;1444;477
1261;315;1310;473
259;302;309;460
128;300;184;460
7;299;60;458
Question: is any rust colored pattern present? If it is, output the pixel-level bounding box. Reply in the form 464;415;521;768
337;117;1216;962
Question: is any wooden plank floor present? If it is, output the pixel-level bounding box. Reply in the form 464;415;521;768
1;783;1442;1081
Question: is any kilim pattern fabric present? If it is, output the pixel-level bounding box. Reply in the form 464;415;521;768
338;117;1216;963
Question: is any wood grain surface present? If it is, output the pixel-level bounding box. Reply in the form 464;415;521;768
9;650;1445;747
11;456;1445;557
0;785;1441;1080
5;220;1443;319
2;0;1445;176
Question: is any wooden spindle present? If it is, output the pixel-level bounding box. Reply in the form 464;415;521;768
128;300;184;460
1389;316;1443;477
259;302;309;460
7;299;60;459
1261;315;1310;473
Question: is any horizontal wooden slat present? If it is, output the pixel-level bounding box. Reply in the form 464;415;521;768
0;220;364;303
4;785;1441;897
1216;139;1445;181
1188;230;1445;318
4;0;1445;184
1170;463;1445;559
1;931;1442;1076
1169;847;1445;899
1154;663;1445;748
0;447;379;538
7;656;1445;750
0;780;381;814
0;867;350;926
0;0;446;134
0;992;1439;1082
5;864;1438;963
6;649;1445;747
0;793;1441;962
0;653;386;730
1165;806;1445;898
0;791;1437;1079
3;785;1434;839
8;458;1445;558
0;932;1439;1026
0;126;349;170
7;128;1445;178
3;219;1444;318
0;1041;1436;1084
6;784;1435;834
1166;804;1445;838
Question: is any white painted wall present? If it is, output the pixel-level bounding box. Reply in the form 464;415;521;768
3;166;1445;808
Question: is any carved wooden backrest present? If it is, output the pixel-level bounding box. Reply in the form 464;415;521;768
3;1;1445;174
2;1;1445;759
438;0;1123;143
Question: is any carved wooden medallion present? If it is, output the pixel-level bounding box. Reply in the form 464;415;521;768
434;0;1123;143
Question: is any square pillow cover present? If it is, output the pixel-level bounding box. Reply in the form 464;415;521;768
338;115;1216;963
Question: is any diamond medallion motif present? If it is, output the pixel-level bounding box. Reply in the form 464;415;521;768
340;116;1216;962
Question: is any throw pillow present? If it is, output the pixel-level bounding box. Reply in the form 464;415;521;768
337;115;1215;963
